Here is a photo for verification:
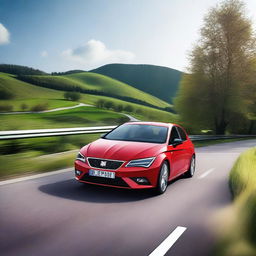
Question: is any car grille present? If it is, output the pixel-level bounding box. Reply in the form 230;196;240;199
81;173;129;187
87;158;124;170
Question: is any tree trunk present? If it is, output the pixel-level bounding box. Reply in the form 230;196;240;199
248;120;255;134
215;119;228;135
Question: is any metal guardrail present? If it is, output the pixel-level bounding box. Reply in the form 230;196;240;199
0;126;117;140
0;126;255;140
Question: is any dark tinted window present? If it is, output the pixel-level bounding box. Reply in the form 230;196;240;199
177;127;187;141
104;124;168;144
169;126;180;144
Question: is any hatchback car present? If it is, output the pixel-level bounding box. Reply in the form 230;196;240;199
75;122;195;194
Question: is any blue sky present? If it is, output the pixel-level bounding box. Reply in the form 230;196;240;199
0;0;256;72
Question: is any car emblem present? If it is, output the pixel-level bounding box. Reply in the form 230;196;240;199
100;161;107;167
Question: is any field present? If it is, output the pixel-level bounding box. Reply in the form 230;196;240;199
0;73;77;111
0;106;128;130
22;72;171;107
0;72;177;130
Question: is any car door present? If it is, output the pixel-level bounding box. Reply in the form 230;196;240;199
177;126;191;172
167;126;186;178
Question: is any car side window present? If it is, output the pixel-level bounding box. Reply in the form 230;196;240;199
177;127;187;141
169;126;180;144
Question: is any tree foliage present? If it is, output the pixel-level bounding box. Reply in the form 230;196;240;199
174;0;256;134
0;64;46;75
64;91;81;101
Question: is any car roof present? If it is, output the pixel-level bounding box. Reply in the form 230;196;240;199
125;121;176;128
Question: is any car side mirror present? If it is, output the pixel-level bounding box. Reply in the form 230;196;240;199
100;133;106;138
171;138;183;146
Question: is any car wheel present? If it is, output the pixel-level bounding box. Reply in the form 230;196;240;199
185;155;196;178
156;161;169;195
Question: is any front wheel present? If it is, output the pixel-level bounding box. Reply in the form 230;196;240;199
185;155;196;178
156;161;169;195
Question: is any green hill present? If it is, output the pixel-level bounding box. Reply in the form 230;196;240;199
0;64;46;75
0;73;77;111
18;72;171;109
90;64;182;103
0;72;177;130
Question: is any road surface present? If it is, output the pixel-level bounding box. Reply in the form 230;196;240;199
0;103;93;115
1;139;255;256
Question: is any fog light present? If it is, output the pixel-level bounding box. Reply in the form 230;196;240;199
75;169;82;176
131;177;150;185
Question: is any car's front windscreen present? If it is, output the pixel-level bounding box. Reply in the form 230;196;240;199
103;124;168;144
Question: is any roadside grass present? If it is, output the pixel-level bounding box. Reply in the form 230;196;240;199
0;106;128;130
214;147;256;256
0;134;100;180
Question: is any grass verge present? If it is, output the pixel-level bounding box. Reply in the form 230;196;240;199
214;147;256;256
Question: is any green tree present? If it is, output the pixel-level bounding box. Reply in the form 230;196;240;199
104;101;114;110
115;104;123;112
174;0;256;134
96;99;105;108
124;105;133;113
20;103;28;111
64;91;81;101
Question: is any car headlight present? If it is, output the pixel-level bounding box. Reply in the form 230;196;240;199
125;157;155;168
76;152;86;163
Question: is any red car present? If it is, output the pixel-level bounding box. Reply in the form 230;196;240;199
75;122;195;194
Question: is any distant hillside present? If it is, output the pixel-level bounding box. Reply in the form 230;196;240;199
0;64;46;76
91;64;183;103
51;70;85;75
17;72;171;110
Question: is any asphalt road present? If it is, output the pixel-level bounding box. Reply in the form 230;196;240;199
1;139;256;256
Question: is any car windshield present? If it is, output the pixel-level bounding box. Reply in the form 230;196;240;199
103;124;168;144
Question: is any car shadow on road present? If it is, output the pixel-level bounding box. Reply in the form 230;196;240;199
38;178;160;203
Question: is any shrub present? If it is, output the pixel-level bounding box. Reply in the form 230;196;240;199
96;99;105;108
104;101;114;110
64;91;81;101
114;104;123;112
31;103;49;112
0;88;14;99
20;103;28;111
0;104;13;112
124;105;133;112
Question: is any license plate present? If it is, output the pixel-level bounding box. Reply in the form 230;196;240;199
89;169;115;179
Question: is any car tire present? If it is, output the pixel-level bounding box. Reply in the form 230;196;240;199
156;161;169;195
185;155;196;178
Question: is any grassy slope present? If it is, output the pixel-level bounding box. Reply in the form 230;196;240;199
215;147;256;256
29;72;171;107
91;63;182;103
0;106;128;130
0;73;177;129
0;73;76;110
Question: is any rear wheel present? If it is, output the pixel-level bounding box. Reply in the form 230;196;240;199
185;155;196;178
156;161;169;195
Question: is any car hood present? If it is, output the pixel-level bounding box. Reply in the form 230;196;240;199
81;138;166;161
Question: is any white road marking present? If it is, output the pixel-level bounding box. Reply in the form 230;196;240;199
198;168;215;179
149;226;187;256
0;168;72;186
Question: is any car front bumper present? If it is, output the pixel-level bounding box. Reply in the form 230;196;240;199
74;158;163;189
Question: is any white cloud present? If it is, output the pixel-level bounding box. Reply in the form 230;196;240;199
61;39;135;69
0;23;10;45
40;50;48;57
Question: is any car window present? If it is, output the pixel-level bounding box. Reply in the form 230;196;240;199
177;127;187;141
169;126;180;144
104;124;168;144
